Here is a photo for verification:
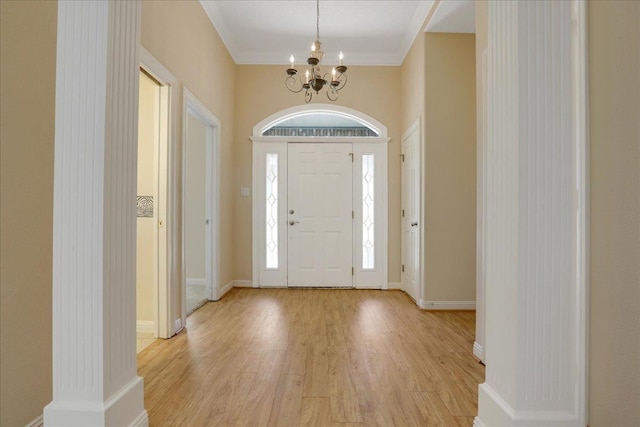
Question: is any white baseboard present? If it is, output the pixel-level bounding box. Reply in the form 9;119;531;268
260;283;287;288
472;416;486;427
419;299;476;310
217;280;234;299
233;280;253;288
136;320;155;334
387;281;402;290
26;415;43;427
174;318;183;334
186;278;206;287
129;410;149;427
473;341;484;361
354;285;383;289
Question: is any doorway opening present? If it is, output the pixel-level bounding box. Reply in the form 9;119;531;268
182;89;221;323
136;48;177;344
252;104;389;289
135;68;167;352
136;69;159;351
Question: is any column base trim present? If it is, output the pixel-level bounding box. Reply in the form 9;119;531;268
477;383;581;427
44;376;146;427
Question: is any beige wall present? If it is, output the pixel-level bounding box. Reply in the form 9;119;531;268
588;1;640;425
400;33;425;132
401;30;477;303
141;0;236;319
423;33;477;302
185;113;207;280
233;65;402;282
0;1;56;425
136;72;158;322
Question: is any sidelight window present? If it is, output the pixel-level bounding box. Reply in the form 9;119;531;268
266;153;278;269
362;154;375;269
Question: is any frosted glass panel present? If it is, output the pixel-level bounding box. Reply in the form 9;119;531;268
266;153;278;269
362;154;375;269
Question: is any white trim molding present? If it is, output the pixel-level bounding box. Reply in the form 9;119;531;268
475;48;489;365
139;46;178;340
400;118;424;306
476;1;589;426
174;318;183;335
473;342;484;362
217;281;235;299
252;103;389;138
181;87;222;328
26;415;43;427
233;280;254;288
419;300;476;311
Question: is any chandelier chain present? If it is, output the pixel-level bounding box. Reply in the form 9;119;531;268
284;0;347;103
316;0;320;40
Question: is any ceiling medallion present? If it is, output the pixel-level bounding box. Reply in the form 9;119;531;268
285;0;347;103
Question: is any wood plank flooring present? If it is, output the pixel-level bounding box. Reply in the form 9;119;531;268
137;288;484;426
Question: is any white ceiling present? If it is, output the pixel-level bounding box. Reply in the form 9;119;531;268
200;0;435;66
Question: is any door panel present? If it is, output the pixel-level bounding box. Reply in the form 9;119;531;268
288;143;353;287
402;128;420;301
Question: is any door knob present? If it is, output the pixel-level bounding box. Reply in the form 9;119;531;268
411;222;418;227
289;220;300;226
289;209;295;214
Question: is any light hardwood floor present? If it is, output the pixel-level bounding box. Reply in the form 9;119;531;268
137;288;484;426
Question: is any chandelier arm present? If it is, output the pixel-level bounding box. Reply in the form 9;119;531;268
284;76;302;93
305;88;312;103
326;86;338;101
285;75;305;93
335;73;348;91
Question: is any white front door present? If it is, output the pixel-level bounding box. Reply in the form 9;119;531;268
401;125;420;301
287;143;353;287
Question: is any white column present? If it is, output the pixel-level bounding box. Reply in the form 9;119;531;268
44;1;146;426
476;1;588;426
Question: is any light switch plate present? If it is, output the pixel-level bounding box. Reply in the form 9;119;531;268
240;187;250;197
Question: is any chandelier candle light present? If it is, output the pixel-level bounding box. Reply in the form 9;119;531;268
285;0;347;103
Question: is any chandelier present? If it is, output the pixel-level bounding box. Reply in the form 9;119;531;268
285;0;347;103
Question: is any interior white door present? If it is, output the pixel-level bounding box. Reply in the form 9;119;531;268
288;143;353;287
401;126;420;301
